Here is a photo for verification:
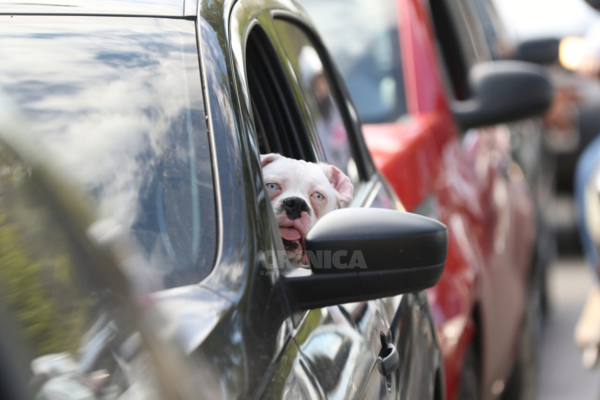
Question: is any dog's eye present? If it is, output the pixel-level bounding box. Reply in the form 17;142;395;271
266;182;280;191
313;192;325;201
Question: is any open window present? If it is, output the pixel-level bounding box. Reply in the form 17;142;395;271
246;26;315;162
246;22;362;187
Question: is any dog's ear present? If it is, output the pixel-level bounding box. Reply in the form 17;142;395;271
320;163;353;207
260;153;281;168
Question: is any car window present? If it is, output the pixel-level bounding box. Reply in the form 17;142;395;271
452;0;492;64
273;19;358;181
300;0;406;125
0;145;165;399
473;0;518;59
471;0;500;56
0;17;216;288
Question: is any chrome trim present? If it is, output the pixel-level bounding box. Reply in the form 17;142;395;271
361;174;406;211
363;179;383;208
0;0;184;17
382;174;406;211
354;175;379;208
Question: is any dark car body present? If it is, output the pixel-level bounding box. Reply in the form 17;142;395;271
0;0;446;399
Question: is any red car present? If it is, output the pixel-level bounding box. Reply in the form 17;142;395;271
302;0;553;399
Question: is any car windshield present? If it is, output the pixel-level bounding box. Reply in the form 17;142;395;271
300;0;406;124
0;16;216;289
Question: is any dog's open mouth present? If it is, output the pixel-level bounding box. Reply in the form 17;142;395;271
279;227;308;265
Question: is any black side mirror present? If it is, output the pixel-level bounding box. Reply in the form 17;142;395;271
282;209;447;311
513;38;560;65
453;60;554;131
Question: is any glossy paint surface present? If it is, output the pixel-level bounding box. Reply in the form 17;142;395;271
362;0;536;399
0;17;217;288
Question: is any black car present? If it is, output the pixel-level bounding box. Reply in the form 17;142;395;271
0;0;448;399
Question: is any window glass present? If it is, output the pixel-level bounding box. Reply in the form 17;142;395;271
370;186;400;210
0;146;164;399
454;0;492;63
299;0;406;124
0;17;215;288
273;19;355;178
473;0;517;59
471;0;499;56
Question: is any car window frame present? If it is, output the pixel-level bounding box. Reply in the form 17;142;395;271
229;1;379;301
241;13;390;228
271;17;361;182
451;0;493;65
243;10;400;327
270;13;375;181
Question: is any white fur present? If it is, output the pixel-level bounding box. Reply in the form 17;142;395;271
261;153;353;266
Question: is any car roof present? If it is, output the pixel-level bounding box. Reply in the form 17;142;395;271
0;0;197;18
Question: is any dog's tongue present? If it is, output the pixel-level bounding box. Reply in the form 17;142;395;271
279;227;302;241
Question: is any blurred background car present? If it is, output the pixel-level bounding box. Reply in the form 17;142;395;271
482;0;600;255
0;0;452;399
300;1;553;400
494;2;600;398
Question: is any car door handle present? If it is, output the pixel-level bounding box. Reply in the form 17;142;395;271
377;342;400;376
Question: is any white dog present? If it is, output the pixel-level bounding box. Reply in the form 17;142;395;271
261;153;353;266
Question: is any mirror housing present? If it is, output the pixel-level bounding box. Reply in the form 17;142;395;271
453;61;553;131
282;209;447;311
513;38;560;65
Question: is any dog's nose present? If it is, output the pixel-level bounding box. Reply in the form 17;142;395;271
282;197;310;220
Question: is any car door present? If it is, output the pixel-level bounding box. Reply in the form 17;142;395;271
228;2;406;398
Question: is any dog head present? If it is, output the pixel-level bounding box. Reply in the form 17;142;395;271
261;153;353;266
